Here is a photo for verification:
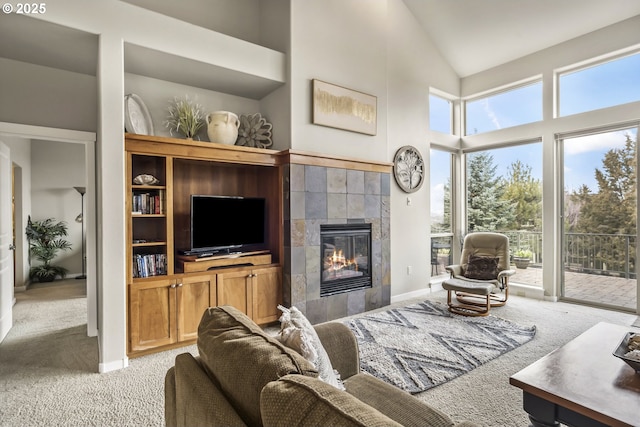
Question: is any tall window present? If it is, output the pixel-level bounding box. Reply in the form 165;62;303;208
465;81;542;135
561;126;638;310
466;142;543;287
429;93;452;134
430;149;453;277
558;52;640;117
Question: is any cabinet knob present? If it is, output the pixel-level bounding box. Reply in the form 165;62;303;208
177;283;183;287
170;284;177;289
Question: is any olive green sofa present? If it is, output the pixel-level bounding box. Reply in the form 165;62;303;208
165;305;478;427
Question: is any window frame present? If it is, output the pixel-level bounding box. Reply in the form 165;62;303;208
554;48;640;119
463;76;543;136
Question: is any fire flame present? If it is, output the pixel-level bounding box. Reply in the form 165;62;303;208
327;249;358;272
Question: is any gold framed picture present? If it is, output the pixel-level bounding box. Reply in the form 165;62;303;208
312;79;377;136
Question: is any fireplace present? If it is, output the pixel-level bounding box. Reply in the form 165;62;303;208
320;223;372;296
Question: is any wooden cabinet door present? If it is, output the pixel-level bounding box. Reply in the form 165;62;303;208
252;265;282;325
129;278;177;352
176;274;216;342
217;269;252;317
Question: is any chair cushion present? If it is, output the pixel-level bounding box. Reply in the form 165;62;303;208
442;277;495;295
463;255;499;280
260;374;403;427
197;306;318;427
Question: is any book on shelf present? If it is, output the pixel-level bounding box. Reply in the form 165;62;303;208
132;190;165;215
133;253;168;278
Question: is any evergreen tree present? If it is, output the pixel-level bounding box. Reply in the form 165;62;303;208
467;152;516;231
575;134;636;235
573;133;637;272
503;160;542;231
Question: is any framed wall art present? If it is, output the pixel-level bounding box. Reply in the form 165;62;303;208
312;79;377;136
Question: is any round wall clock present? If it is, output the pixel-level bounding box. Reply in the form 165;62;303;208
393;145;424;193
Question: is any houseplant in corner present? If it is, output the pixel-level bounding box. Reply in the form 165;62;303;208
26;217;72;282
513;249;533;269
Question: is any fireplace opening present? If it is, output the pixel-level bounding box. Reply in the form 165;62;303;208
320;223;372;296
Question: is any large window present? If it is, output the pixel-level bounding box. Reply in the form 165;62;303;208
429;94;452;134
466;142;543;287
465;81;542;135
558;52;640;117
430;149;453;277
561;126;638;311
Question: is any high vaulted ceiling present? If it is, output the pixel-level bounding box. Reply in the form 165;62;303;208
0;1;639;79
403;0;640;77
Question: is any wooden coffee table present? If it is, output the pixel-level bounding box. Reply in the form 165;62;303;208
510;322;640;427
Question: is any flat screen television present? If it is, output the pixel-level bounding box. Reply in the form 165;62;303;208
189;195;266;254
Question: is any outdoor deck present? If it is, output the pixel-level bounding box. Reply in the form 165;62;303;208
510;266;637;311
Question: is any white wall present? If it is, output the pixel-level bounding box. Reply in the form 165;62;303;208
30;140;86;278
121;0;262;47
0;58;97;132
290;0;389;162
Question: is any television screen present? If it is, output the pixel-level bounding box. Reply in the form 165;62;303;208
190;195;266;253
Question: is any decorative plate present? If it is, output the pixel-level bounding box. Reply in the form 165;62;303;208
125;93;154;135
393;145;424;193
236;113;273;148
133;174;159;185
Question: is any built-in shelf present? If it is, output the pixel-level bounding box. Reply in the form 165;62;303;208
124;42;285;100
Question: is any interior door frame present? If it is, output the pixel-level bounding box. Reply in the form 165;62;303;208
0;122;98;336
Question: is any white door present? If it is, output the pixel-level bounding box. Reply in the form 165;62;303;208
0;141;14;342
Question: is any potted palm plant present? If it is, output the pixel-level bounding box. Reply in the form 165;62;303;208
26;217;72;282
513;249;533;269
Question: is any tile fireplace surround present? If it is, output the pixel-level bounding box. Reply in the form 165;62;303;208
281;153;391;325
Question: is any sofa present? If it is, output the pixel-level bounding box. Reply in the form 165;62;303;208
165;305;478;427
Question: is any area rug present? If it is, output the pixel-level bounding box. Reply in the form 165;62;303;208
344;300;536;393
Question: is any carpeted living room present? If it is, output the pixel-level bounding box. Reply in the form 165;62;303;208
1;1;640;426
1;278;638;426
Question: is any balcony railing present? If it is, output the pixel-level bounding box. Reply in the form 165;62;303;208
500;230;636;279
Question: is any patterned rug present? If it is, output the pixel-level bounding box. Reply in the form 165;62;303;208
344;300;536;394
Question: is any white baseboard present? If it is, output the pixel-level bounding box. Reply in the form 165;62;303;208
0;310;12;343
391;281;445;304
509;282;546;300
99;357;129;373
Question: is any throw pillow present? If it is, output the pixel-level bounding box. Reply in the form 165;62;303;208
277;305;345;390
197;306;318;427
463;254;499;280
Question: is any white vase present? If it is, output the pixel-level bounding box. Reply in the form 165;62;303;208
206;111;239;145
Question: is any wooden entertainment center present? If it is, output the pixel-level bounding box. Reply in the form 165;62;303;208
125;133;283;357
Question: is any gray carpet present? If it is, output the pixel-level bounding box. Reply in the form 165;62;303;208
0;280;637;427
345;300;536;393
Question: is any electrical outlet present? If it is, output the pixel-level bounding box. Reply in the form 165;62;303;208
407;265;412;275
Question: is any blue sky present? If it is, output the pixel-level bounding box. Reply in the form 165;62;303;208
430;51;640;212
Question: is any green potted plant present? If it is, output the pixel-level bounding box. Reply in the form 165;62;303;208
164;95;205;139
26;217;72;282
513;249;533;269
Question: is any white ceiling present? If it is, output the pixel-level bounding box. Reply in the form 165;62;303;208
403;0;640;77
1;1;639;79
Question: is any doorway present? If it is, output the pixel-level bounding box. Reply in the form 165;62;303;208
0;123;97;336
